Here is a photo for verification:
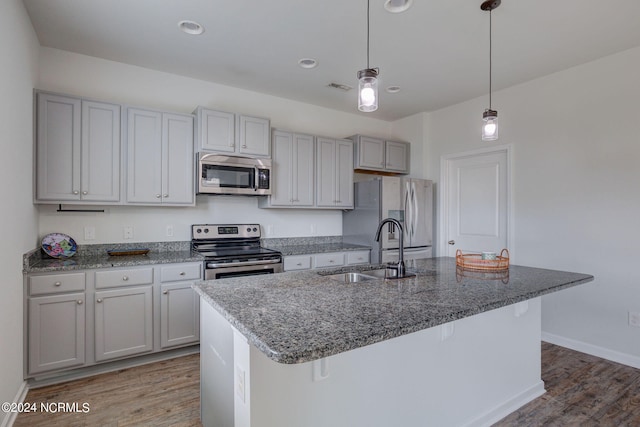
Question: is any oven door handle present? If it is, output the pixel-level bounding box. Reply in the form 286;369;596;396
206;258;282;269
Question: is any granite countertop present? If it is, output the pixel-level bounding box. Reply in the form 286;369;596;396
24;241;203;273
265;242;371;256
193;257;594;365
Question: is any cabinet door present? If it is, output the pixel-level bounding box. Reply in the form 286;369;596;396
199;109;235;153
160;283;200;348
356;136;385;170
270;130;294;206
316;137;337;207
126;108;163;203
335;139;354;208
36;93;81;201
81;101;121;202
238;115;270;157
385;140;409;173
95;285;153;362
293;133;315;206
28;293;85;374
162;113;194;205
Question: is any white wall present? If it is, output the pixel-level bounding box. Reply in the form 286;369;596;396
36;48;403;243
425;46;640;362
0;0;39;419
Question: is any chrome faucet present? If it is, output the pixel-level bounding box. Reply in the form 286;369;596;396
375;218;406;279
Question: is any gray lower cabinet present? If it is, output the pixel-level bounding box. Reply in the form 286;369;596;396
25;262;201;378
94;285;153;362
159;263;201;349
283;250;370;271
28;292;86;375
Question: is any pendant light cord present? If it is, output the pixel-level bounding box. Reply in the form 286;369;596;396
489;8;492;109
366;0;371;69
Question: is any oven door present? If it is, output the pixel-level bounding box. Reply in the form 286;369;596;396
198;154;271;195
205;261;283;280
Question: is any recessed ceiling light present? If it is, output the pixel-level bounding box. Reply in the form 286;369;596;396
298;58;318;69
384;0;413;13
178;20;204;35
386;86;401;93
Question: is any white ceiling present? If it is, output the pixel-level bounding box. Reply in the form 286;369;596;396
22;0;640;121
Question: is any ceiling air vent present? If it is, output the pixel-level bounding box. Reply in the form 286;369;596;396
327;83;353;92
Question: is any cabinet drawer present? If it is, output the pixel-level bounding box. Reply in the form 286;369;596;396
346;250;370;265
30;272;85;295
160;263;202;283
284;255;312;271
314;252;345;268
95;267;153;289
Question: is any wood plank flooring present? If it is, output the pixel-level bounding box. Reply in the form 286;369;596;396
14;342;640;426
494;342;640;426
14;354;201;427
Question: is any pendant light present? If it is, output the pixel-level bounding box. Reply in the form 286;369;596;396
358;0;379;112
481;0;500;141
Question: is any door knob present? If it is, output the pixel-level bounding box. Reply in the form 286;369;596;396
448;240;455;245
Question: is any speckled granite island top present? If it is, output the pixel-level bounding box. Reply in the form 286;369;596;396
193;257;593;365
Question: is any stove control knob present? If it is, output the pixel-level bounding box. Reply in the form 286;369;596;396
247;227;251;232
253;227;257;232
204;228;209;233
196;228;202;234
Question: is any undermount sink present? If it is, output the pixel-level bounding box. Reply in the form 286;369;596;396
326;272;374;283
325;269;390;283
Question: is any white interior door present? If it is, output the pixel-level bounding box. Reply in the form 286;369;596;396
443;147;510;257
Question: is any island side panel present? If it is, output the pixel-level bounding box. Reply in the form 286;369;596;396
247;298;544;427
200;300;235;427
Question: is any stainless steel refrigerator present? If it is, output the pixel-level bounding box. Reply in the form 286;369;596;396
343;176;433;264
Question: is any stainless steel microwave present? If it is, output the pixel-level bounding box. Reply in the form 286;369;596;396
197;153;272;195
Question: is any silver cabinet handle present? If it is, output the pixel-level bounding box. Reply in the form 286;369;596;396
179;272;186;276
54;281;62;287
448;240;455;245
96;298;102;303
163;194;169;198
72;190;79;195
242;144;247;148
122;276;129;281
77;300;83;305
82;191;88;195
163;290;168;295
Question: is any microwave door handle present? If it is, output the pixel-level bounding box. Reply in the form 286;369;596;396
253;166;259;191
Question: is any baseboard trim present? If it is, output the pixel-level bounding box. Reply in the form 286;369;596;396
542;332;640;369
1;380;28;427
463;380;546;427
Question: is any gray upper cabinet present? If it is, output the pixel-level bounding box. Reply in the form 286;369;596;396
351;134;410;174
35;92;121;203
316;137;354;208
263;130;315;207
126;108;194;206
195;107;270;157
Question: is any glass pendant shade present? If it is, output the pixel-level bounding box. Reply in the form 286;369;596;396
358;68;379;112
482;109;498;141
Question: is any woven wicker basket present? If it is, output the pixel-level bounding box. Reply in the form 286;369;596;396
456;248;509;271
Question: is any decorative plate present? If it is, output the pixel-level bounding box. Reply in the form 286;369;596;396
41;233;77;259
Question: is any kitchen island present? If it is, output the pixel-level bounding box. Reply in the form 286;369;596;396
194;257;593;427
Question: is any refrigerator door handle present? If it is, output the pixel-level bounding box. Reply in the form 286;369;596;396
412;182;418;240
404;181;412;241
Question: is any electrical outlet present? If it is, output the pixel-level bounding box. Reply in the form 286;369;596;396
310;224;317;235
266;225;274;236
235;365;246;403
123;226;133;240
166;225;174;237
629;311;640;328
84;226;95;241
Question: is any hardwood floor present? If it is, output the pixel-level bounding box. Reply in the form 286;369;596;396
14;354;201;427
495;342;640;426
14;343;640;426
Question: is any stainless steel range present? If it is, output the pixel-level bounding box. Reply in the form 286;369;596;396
192;224;283;280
